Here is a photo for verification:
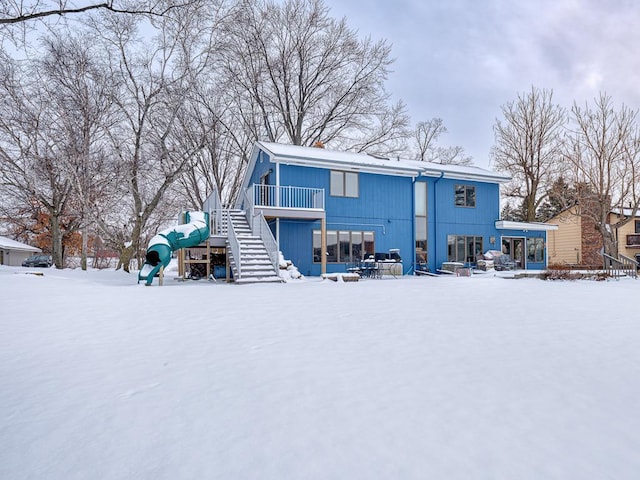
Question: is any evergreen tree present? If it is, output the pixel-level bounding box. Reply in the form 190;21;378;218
536;176;578;221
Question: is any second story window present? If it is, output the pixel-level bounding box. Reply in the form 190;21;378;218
330;171;359;198
455;184;476;208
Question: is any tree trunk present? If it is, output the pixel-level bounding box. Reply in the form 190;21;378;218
601;227;618;258
117;217;144;273
525;194;537;222
81;228;88;271
117;245;134;273
50;213;64;269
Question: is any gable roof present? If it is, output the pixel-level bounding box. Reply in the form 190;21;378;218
0;235;41;252
247;141;511;185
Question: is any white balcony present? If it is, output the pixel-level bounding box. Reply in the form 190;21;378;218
246;184;325;220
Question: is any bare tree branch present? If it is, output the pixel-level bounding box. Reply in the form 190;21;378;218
491;86;566;221
563;93;640;258
0;1;195;24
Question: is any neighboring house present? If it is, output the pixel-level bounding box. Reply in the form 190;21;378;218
0;236;41;266
546;206;602;266
612;210;640;263
546;207;640;267
201;141;557;280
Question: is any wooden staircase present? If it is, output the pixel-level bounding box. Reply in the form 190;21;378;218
226;210;282;284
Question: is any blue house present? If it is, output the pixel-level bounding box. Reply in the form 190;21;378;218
202;141;556;281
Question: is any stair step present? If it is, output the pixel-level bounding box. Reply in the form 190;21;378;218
235;277;283;284
242;265;277;271
241;271;279;277
224;209;283;284
233;251;269;257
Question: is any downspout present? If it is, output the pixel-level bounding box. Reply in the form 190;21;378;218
275;162;280;249
433;172;445;268
412;176;418;274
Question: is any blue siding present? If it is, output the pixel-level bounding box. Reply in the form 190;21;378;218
499;229;547;270
425;177;502;271
279;165;414;275
248;151;275;188
245;145;551;275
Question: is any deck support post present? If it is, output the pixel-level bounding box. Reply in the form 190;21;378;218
178;249;185;279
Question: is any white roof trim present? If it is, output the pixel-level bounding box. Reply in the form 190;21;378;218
272;156;420;177
495;220;558;231
256;141;511;183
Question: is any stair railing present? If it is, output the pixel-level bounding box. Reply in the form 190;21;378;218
227;212;242;279
251;211;280;275
602;252;638;279
203;188;226;235
619;254;638;279
243;188;254;220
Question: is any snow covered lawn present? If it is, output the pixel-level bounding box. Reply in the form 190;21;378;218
1;266;639;479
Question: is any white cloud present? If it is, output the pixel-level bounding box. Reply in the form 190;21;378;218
324;0;640;166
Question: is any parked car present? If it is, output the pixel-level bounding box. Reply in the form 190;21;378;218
22;254;53;267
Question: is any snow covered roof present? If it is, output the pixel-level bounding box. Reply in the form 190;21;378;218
610;208;640;218
252;141;511;184
0;235;41;252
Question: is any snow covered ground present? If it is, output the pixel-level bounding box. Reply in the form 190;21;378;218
1;265;639;479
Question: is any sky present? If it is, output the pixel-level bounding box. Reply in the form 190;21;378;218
323;0;640;168
3;264;640;479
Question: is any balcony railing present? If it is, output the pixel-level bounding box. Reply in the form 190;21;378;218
250;184;324;210
626;234;640;247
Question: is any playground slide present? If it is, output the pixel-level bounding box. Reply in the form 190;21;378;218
138;211;210;285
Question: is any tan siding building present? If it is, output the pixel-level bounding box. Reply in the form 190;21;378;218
609;213;640;262
547;209;581;265
547;208;640;267
546;207;603;266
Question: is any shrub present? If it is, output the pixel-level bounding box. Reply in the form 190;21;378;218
540;269;582;281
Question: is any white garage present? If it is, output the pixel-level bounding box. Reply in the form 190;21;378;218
0;236;41;266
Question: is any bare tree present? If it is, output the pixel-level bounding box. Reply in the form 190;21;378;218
433;145;473;166
0;56;75;267
412;118;472;165
564;93;640;257
162;1;254;208
173;92;254;208
345;100;409;157
492;86;566;221
92;7;211;271
218;0;407;155
414;118;446;161
38;33;118;270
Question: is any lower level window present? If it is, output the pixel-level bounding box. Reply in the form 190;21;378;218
527;237;545;262
313;230;374;263
447;235;483;263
